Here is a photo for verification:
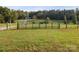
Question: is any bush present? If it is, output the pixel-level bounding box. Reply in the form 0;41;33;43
32;22;35;24
0;14;4;23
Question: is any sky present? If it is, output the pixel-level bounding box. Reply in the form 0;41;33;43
0;0;79;11
0;0;79;6
6;6;79;11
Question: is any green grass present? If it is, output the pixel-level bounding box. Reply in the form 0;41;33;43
0;23;16;27
0;29;79;52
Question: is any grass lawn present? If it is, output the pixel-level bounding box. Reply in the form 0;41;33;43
0;23;16;27
0;29;79;52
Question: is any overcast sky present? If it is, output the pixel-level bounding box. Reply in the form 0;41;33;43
0;0;79;11
0;0;79;6
6;6;79;11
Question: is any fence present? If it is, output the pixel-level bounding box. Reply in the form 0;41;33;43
16;20;79;29
0;20;79;30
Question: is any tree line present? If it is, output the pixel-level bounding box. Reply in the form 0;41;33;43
0;6;27;23
0;6;79;24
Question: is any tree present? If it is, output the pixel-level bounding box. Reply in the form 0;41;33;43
10;10;17;23
33;15;37;19
0;6;78;24
0;14;4;23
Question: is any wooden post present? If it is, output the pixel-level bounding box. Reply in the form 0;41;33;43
51;22;53;29
17;21;19;30
45;23;47;28
64;15;67;29
64;9;68;29
6;22;8;30
58;23;60;29
32;22;33;29
25;21;27;29
45;20;48;29
74;13;78;29
75;8;79;29
25;23;27;29
38;22;40;29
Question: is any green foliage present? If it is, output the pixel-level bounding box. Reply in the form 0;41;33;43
0;6;18;23
72;15;76;24
0;7;10;23
0;14;4;23
0;6;79;24
32;22;35;24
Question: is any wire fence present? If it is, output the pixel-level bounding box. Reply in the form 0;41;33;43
0;20;79;30
16;20;79;29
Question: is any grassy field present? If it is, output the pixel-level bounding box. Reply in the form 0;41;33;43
0;29;79;52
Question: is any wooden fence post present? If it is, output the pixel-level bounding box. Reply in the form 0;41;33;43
45;23;47;28
6;22;8;30
77;22;79;29
75;8;79;29
64;15;67;29
58;23;60;29
64;9;68;29
38;22;40;29
25;21;27;29
32;22;34;29
45;21;48;29
17;21;19;30
51;22;53;29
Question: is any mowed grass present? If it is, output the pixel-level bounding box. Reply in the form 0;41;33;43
0;29;79;52
0;23;17;28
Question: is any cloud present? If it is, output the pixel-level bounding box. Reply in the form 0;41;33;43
6;6;79;11
0;0;79;6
